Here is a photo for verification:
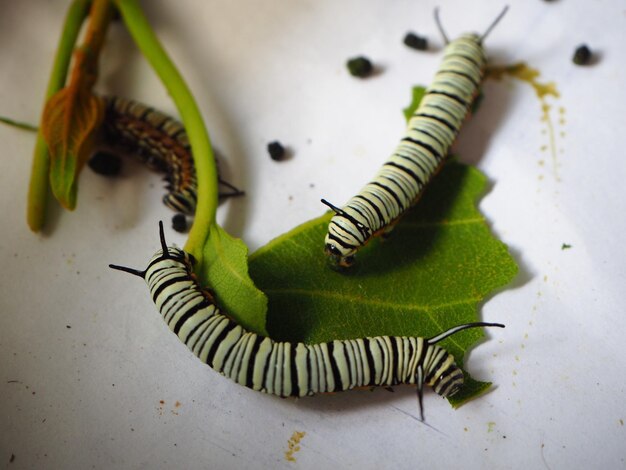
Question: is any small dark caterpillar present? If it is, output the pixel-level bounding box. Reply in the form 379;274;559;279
102;96;244;215
322;7;508;267
110;222;504;419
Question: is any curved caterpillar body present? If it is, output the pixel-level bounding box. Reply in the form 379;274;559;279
322;7;508;267
102;96;243;215
110;222;504;419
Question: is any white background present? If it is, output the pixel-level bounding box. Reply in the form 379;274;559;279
1;0;625;468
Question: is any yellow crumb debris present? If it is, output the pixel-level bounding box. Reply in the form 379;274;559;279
285;431;306;462
487;62;562;180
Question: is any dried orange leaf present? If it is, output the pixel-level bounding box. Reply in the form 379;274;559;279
41;86;104;209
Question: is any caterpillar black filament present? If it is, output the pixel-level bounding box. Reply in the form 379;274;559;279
110;222;504;420
102;96;243;215
322;7;508;267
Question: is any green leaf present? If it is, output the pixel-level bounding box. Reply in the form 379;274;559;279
402;86;426;121
450;375;493;408
249;161;517;405
200;225;268;336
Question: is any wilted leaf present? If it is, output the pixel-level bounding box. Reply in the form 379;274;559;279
249;161;517;404
41;86;104;209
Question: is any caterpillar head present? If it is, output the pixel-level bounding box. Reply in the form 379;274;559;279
417;344;464;410
163;192;195;215
110;221;195;277
324;234;357;268
415;322;505;420
147;245;196;275
321;199;371;268
431;362;464;399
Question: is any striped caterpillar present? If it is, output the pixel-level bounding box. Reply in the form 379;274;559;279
322;7;508;267
110;222;504;420
102;96;243;215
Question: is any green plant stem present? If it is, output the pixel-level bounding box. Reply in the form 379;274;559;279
72;0;115;89
114;0;219;258
27;0;92;232
0;117;38;132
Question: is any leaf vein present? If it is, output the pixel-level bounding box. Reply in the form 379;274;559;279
401;216;484;228
264;288;480;313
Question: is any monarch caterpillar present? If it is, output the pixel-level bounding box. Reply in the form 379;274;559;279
322;7;509;267
102;96;243;215
110;222;504;420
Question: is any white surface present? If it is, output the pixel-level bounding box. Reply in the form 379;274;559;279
1;1;625;468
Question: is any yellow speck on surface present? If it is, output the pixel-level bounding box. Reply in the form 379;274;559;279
171;401;182;416
487;422;496;433
285;431;306;463
487;62;562;180
620;419;624;426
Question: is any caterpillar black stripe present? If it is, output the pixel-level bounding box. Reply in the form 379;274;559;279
110;222;504;420
322;7;508;267
102;96;243;215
